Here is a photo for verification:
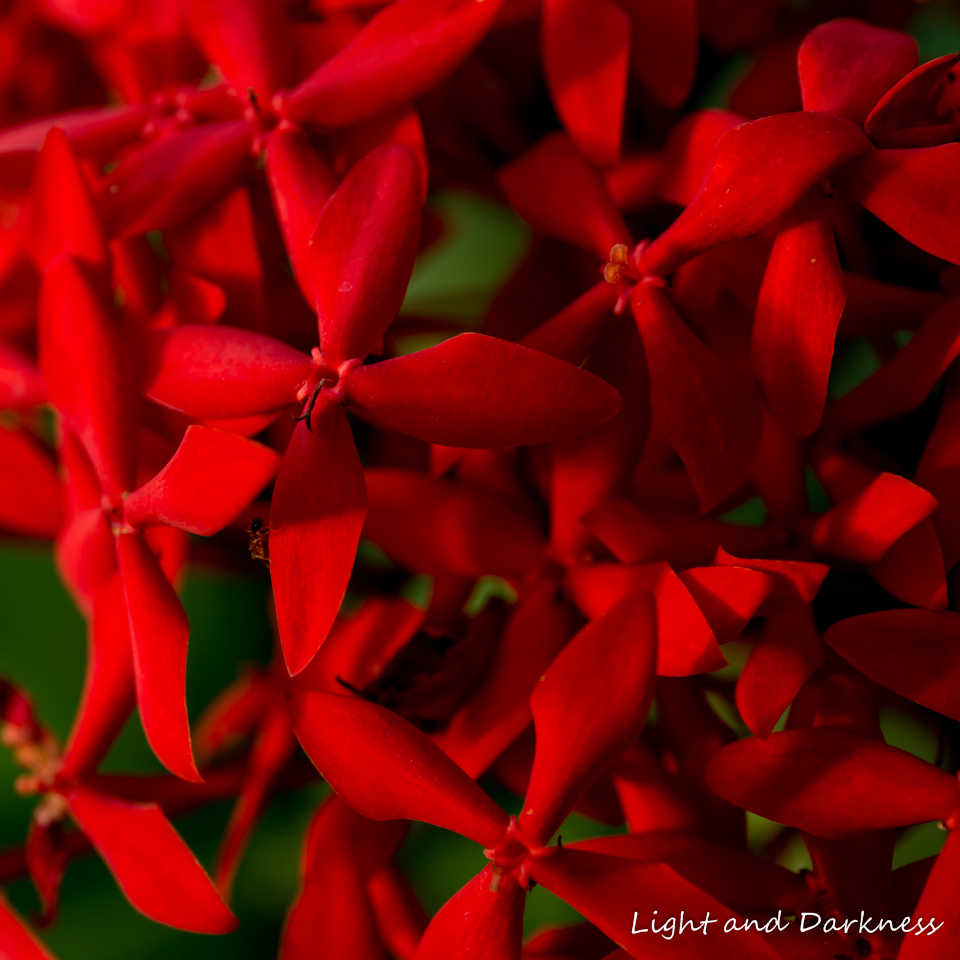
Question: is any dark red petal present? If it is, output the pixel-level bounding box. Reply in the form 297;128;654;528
632;284;763;512
797;19;916;127
38;256;136;497
270;401;367;676
751;189;845;437
414;867;523;960
367;865;427;960
706;729;960;839
265;128;338;304
344;333;622;448
187;0;295;100
116;532;200;783
713;548;829;615
310;145;421;365
825;296;960;433
59;573;136;781
810;472;937;564
866;53;960;149
25;818;68;923
736;605;825;739
64;785;237;933
280;0;505;128
528;848;780;960
825;608;960;722
142;325;312;421
868;518;948;611
0;894;55;959
123;426;280;536
0;343;45;410
496;134;631;260
899;826;960;960
288;691;509;847
0;428;64;538
677;565;773;643
638;112;871;277
541;0;629;168
28;128;106;273
436;578;575;779
659;109;744;208
363;468;545;580
834;144;960;266
99;122;254;237
622;0;698;109
520;590;656;847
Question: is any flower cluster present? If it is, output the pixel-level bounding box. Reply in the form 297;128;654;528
1;1;960;958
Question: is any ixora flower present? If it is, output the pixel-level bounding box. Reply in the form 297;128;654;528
142;140;622;677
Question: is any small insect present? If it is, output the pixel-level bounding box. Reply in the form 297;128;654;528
247;517;269;567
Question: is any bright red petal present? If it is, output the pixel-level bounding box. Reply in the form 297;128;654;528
706;729;960;839
123;425;280;536
280;0;505;127
0;893;55;960
0;428;64;538
899;826;960;960
541;0;629;168
639;112;870;277
270;400;367;676
288;691;509;847
520;590;656;847
797;19;917;127
310;144;421;365
142;324;312;421
344;333;622;448
751;189;845;437
116;532;200;783
713;548;829;615
677;565;773;643
65;785;237;933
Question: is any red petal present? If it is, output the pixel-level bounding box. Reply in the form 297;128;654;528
541;0;629;168
414;867;523;960
265;128;338;304
38;256;136;497
142;324;312;421
64;785;236;933
0;343;46;409
825;608;960;722
288;691;509;846
28;128;106;273
639;112;871;277
280;0;505;127
677;565;773;643
123;425;280;536
496;134;631;260
0;428;64;538
834;144;960;266
344;333;622;448
751;189;845;436
797;19;917;127
706;729;960;839
866;53;960;149
736;605;825;739
25;818;68;923
632;284;763;512
713;548;829;615
186;0;295;100
310;145;421;364
60;573;136;781
659;109;744;208
436;578;575;779
899;826;960;960
0;894;55;960
528;848;780;960
363;468;545;580
810;471;937;564
116;532;200;782
868;518;948;610
520;590;656;847
367;865;427;960
622;0;698;109
825;296;960;433
271;401;367;675
99;122;254;237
